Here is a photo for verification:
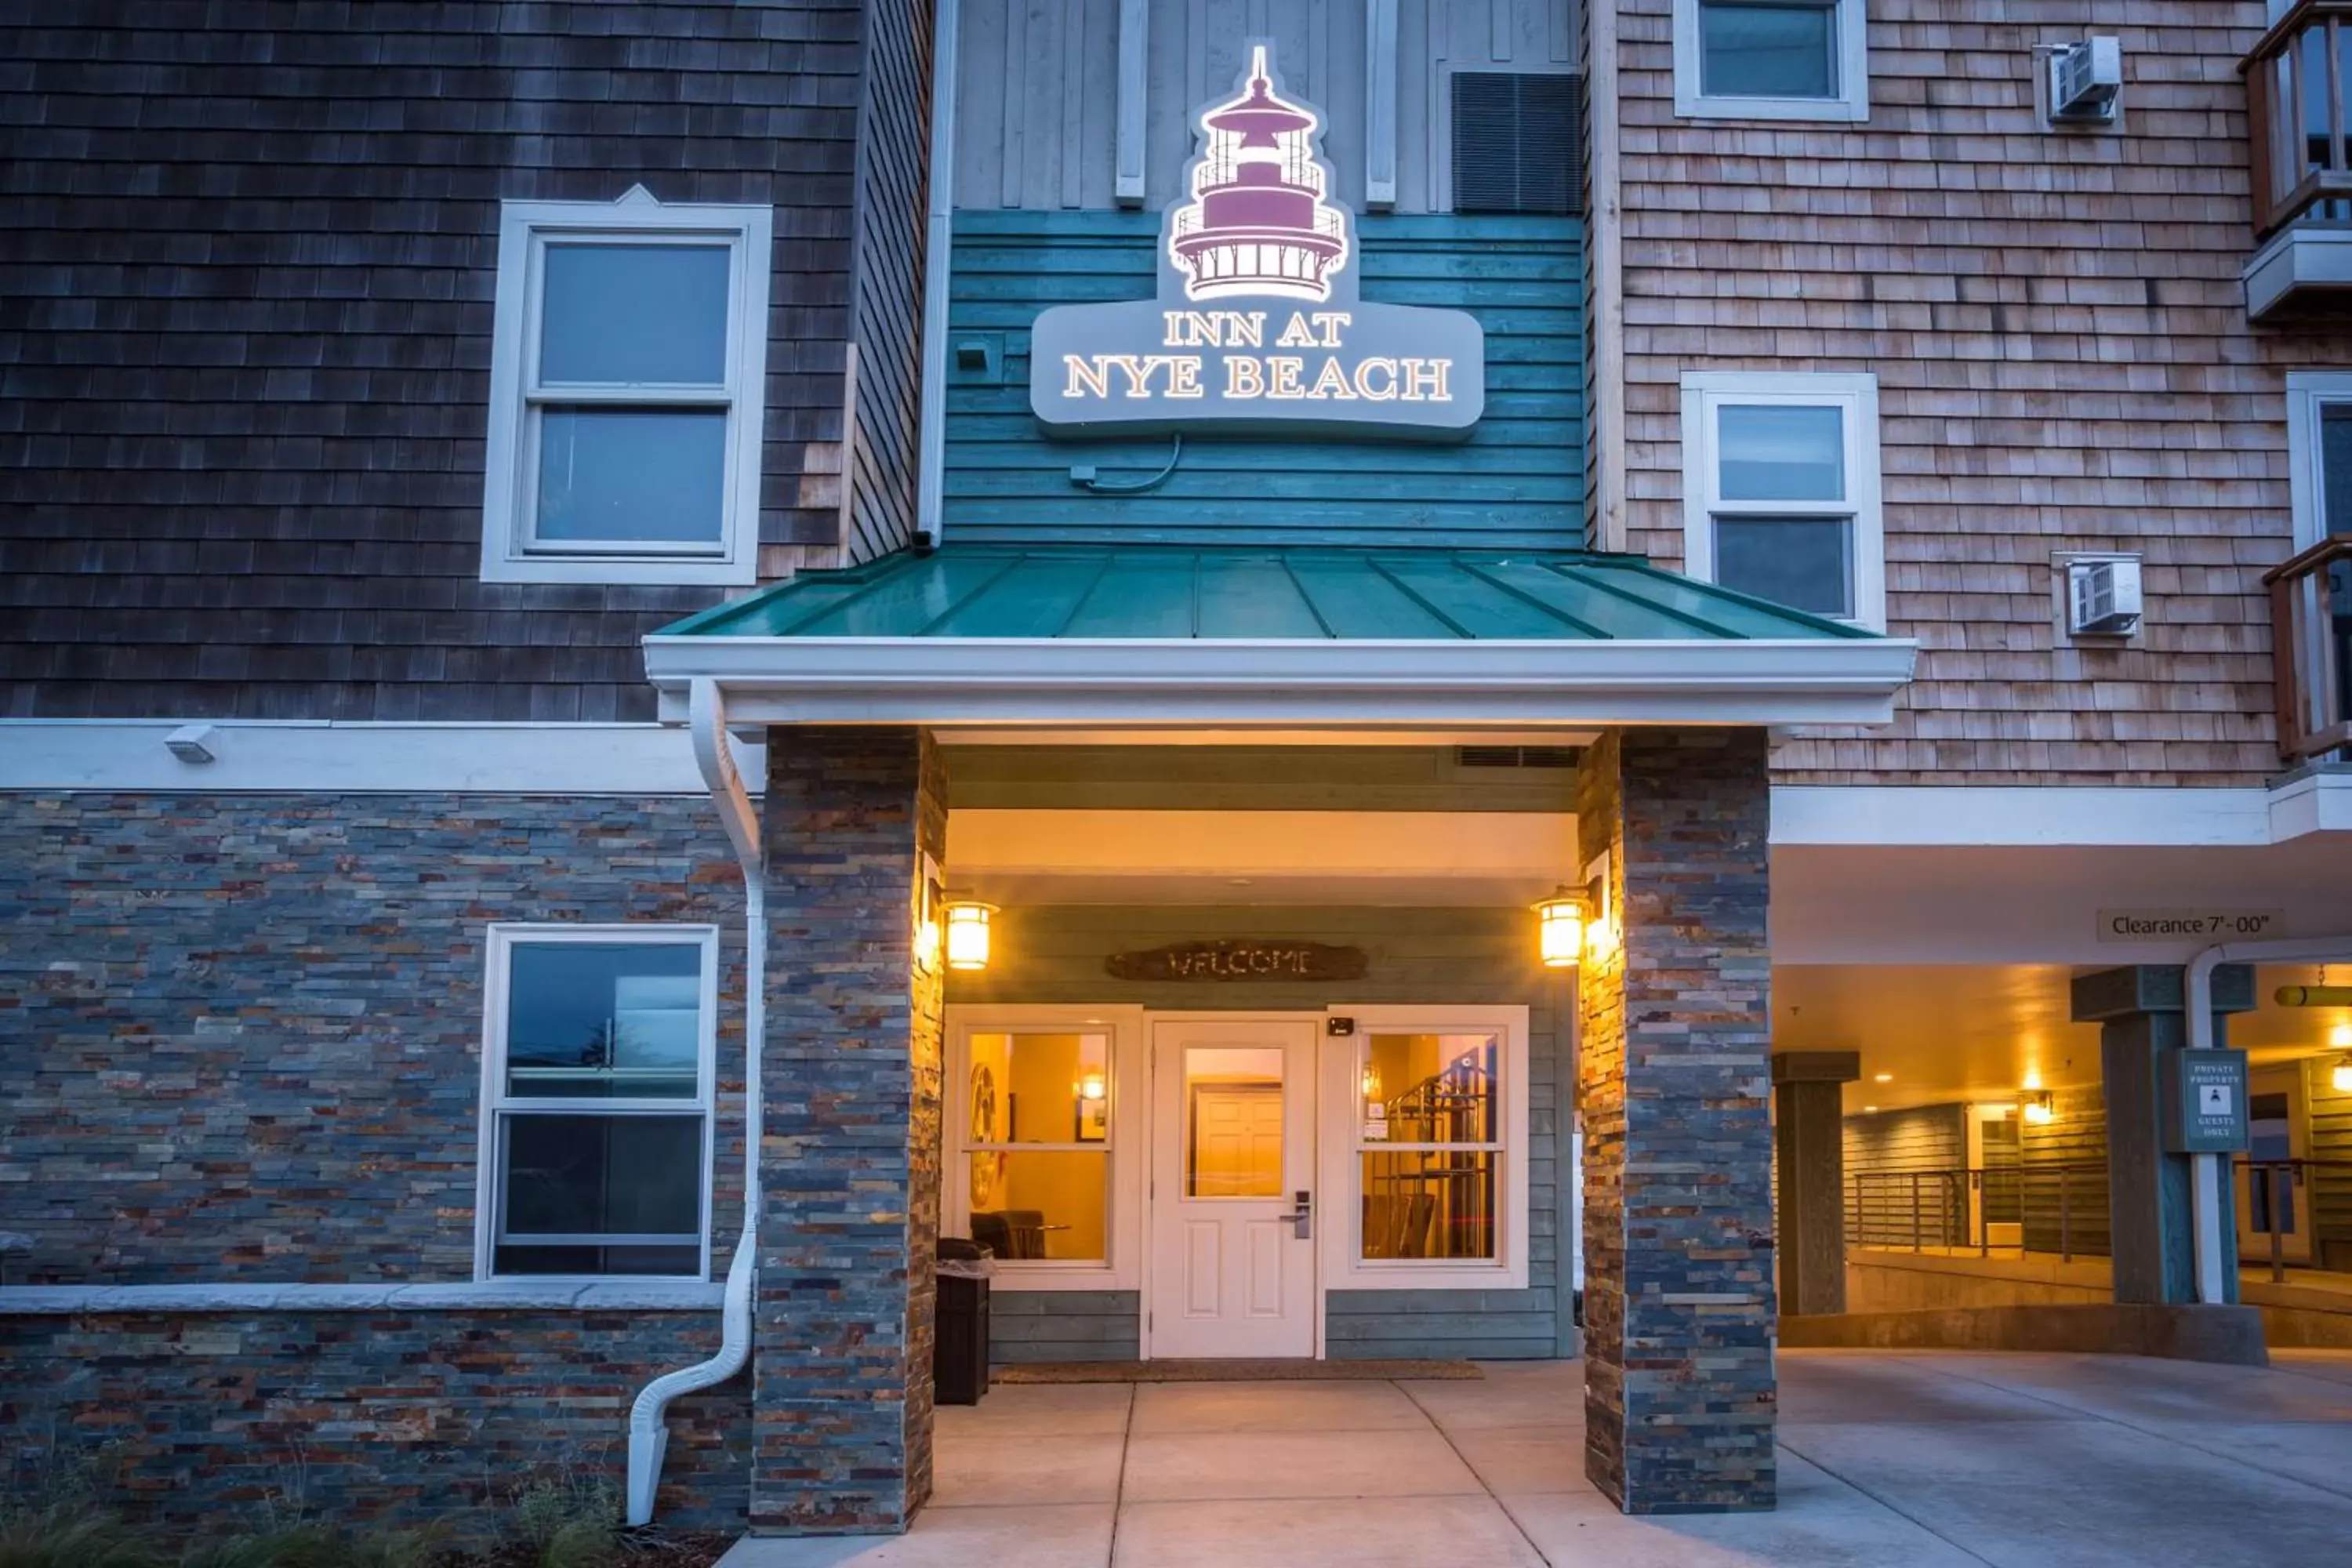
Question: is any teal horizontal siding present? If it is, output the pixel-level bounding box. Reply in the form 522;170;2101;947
945;211;1586;549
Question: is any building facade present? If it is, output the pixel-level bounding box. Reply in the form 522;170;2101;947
4;0;2350;1544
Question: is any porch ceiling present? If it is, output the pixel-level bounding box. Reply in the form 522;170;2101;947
643;543;1918;727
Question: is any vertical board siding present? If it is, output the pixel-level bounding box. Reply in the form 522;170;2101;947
1606;0;2308;784
1842;1105;1968;1249
943;211;1584;546
948;904;1570;1360
954;0;1577;214
2021;1086;2111;1260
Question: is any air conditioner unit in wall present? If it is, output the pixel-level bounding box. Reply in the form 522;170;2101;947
2049;38;2123;124
2068;557;2143;637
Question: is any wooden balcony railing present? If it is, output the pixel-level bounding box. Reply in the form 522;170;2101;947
2263;535;2352;762
2245;1;2352;239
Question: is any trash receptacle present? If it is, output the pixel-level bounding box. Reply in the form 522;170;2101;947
935;1237;994;1405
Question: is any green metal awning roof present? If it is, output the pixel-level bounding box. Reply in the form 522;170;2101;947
657;543;1874;643
644;543;1915;728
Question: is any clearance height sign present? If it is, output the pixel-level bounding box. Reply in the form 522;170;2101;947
1028;43;1484;443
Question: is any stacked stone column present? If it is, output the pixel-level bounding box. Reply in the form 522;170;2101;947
753;728;947;1533
1577;729;1777;1513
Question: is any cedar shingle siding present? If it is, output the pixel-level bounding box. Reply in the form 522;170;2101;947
1605;0;2314;784
0;0;931;722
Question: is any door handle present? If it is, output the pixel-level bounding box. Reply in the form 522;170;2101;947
1283;1189;1312;1240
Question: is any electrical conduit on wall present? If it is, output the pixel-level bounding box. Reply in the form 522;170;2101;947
627;679;765;1526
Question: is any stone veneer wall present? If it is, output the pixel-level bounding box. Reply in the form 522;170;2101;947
0;792;746;1285
1577;729;1777;1512
0;791;757;1530
753;729;946;1533
0;1299;749;1534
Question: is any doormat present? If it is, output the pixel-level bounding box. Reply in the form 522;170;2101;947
995;1358;1483;1383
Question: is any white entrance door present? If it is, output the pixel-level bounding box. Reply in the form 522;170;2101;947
1149;1017;1319;1358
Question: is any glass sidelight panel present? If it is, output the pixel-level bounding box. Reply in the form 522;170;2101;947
1360;1149;1497;1261
1184;1046;1286;1198
969;1150;1109;1261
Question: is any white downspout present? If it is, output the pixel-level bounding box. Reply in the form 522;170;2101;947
628;678;765;1527
2183;935;2352;1305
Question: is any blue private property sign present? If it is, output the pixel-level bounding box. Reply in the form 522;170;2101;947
2160;1049;2250;1155
1029;42;1485;442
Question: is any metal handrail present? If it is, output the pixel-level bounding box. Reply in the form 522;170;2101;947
2261;535;2352;762
1847;1163;2111;1263
2241;1;2352;239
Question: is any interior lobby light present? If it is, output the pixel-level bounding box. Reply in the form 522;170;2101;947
1535;888;1587;968
1873;1072;1893;1083
943;899;997;971
2333;1056;2352;1094
2022;1090;2056;1127
1078;1072;1107;1102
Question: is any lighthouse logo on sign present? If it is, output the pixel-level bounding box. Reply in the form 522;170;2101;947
1028;41;1484;442
1168;46;1348;303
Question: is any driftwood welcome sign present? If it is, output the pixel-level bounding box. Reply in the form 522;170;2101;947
1105;939;1368;982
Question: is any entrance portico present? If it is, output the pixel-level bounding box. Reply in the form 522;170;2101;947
642;540;1916;1530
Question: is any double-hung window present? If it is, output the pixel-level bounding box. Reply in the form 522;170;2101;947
946;1006;1145;1287
477;925;718;1279
1681;372;1885;630
1327;1006;1530;1291
1674;0;1870;122
480;193;771;586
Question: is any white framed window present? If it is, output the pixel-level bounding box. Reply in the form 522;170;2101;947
1673;0;1870;123
1321;1005;1530;1293
2286;372;2352;550
479;188;771;586
946;1005;1147;1290
474;924;720;1280
1680;371;1886;630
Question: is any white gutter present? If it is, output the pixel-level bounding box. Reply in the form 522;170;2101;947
913;0;960;542
642;636;1921;728
626;679;766;1527
2184;935;2352;1305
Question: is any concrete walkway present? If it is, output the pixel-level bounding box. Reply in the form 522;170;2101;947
719;1348;2352;1566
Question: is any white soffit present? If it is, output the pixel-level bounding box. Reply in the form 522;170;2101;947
947;808;1577;907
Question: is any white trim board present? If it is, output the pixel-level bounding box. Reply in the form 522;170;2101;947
1769;784;2352;848
0;1282;726;1316
0;720;756;795
644;637;1921;728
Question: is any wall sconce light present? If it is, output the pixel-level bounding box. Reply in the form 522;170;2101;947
2022;1090;2056;1127
1077;1072;1107;1102
1359;1064;1381;1100
943;899;997;971
1534;888;1587;968
2332;1056;2352;1094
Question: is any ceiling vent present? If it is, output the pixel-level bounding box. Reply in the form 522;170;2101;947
2067;557;2143;637
2049;38;2122;125
1457;745;1579;769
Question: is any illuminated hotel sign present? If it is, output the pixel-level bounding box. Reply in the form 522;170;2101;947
1029;43;1485;442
